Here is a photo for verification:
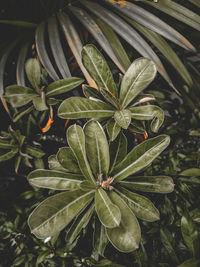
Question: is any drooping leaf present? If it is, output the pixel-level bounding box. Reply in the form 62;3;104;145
129;105;164;133
66;203;94;244
57;147;81;174
5;85;37;107
95;188;121;228
114;109;131;129
47;16;71;79
58;97;115;119
16;41;30;86
106;119;121;141
119;58;157;108
112;135;170;182
82;44;118;97
28;169;83;190
25;58;41;92
99;87;120;109
0;148;18;162
119;176;174;193
116;186;160;222
93;217;109;256
106;191;141;252
67;124;95;184
35;22;59;81
181;211;199;258
84;120;110;177
57;12;97;88
109;132;127;173
13;105;35;123
28;189;94;238
45;78;84;97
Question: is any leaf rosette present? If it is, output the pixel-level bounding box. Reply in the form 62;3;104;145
58;45;164;141
28;120;174;253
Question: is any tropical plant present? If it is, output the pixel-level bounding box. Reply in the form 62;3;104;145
27;120;174;253
58;44;164;141
1;0;200;112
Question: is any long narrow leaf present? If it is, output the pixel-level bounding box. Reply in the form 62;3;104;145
16;41;30;86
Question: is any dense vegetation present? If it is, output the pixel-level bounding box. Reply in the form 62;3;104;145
0;0;200;266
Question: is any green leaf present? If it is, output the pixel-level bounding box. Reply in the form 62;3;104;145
25;145;45;158
82;84;105;102
119;58;157;108
114;109;131;129
66;204;94;244
28;169;83;190
48;154;66;172
58;97;115;119
95;188;121;228
109;133;127;173
99;87;120;109
0;148;18;162
160;228;179;264
67;124;95;184
32;96;48;111
28;189;94;238
0;139;17;149
177;258;200;267
84;120;110;177
46;78;84;97
119;176;174;193
106;119;121;141
181;211;199;258
106;191;141;252
179;168;200;177
116;186;159;222
80;180;97;191
0;20;36;28
5;85;37;108
13;105;34;122
93;218;109;256
25;58;41;91
82;44;118;96
129;105;164;133
129;121;146;134
57;147;81;173
189;0;200;8
112;135;170;182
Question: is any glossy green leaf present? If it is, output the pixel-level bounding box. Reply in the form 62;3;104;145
94;16;131;72
160;228;179;264
25;145;45;158
95;188;121;228
66;204;94;244
109;133;127;173
129;105;164;133
5;85;37;107
0;139;17;149
116;186;159;222
82;84;105;102
0;148;18;162
119;176;174;193
80;180;97;191
112;135;170;182
28;189;94;238
119;58;157;108
57;147;81;174
179;168;200;177
46;78;84;97
114;109;131;129
47;16;71;79
58;97;115;119
84;120;110;177
107;0;196;51
32;96;48;111
67;124;95;184
48;155;66;172
25;58;41;91
106;119;121;141
57;12;97;88
82;44;117;96
70;6;125;74
35;22;59;81
106;191;141;252
181;211;199;258
93;218;109;256
129;121;146;134
145;0;200;32
99;87;120;109
28;169;83;190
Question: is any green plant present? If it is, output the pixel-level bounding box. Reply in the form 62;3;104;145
27;120;174;253
58;44;164;141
